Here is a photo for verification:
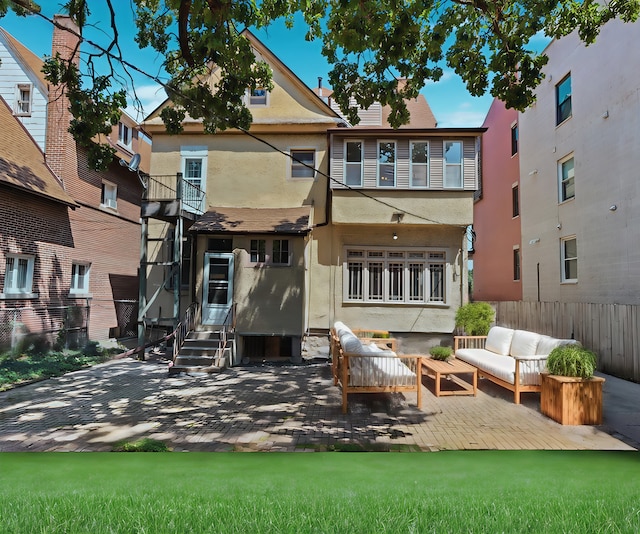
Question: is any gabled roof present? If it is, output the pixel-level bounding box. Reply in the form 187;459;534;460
144;29;344;127
0;27;48;95
0;96;76;207
190;206;311;235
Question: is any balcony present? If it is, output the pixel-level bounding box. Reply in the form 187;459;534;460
141;173;206;221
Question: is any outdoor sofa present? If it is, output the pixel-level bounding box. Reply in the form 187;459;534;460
330;321;422;413
454;326;579;404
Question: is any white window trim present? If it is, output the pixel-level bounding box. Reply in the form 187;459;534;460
289;148;316;180
1;253;37;299
409;140;429;188
69;262;91;296
101;180;118;210
246;88;269;107
342;246;448;305
558;153;575;203
15;83;32;117
180;146;208;213
247;238;292;267
343;139;364;187
560;236;578;283
117;121;133;151
377;140;397;188
443;140;464;189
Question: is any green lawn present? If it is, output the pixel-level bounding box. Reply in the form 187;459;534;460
1;451;638;533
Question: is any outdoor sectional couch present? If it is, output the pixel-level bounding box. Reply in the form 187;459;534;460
330;321;422;413
454;326;579;404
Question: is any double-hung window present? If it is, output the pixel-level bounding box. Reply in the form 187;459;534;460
118;122;132;150
70;262;90;294
511;123;518;156
378;141;396;187
272;240;290;265
410;141;429;188
512;184;520;217
290;149;315;179
344;248;446;304
3;254;36;296
561;237;578;283
101;181;117;210
249;88;268;106
15;84;32;116
344;140;363;186
444;141;463;188
558;155;575;202
249;239;290;266
556;74;572;125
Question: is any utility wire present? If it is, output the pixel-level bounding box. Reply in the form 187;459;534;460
32;9;469;228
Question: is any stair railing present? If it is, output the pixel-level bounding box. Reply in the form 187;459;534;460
172;302;200;362
215;303;236;365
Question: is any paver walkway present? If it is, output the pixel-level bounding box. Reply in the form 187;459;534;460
0;357;635;452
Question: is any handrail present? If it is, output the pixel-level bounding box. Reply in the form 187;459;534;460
214;304;236;363
172;302;200;362
144;174;206;214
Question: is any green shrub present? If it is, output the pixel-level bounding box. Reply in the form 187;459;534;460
455;302;495;336
429;346;453;361
546;345;597;379
112;438;171;452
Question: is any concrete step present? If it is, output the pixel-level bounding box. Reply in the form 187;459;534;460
168;362;225;375
179;346;222;357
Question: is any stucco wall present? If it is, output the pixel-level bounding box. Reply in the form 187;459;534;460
519;19;640;305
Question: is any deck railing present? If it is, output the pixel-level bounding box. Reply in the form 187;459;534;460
144;173;205;214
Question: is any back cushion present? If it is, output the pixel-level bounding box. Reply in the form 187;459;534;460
510;330;542;357
334;321;353;337
536;335;560;356
340;332;364;354
485;326;515;356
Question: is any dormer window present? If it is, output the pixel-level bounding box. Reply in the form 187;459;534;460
15;84;32;116
249;88;268;106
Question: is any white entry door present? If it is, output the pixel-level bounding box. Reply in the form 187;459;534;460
202;252;234;325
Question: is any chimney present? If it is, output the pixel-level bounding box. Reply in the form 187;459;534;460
45;15;81;181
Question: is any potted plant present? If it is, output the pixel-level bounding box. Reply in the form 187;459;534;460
429;346;453;361
454;302;495;335
541;345;605;425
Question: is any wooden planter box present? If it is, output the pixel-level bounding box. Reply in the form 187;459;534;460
540;373;605;425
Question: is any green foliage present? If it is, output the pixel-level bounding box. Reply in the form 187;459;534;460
112;438;171;453
429;346;453;361
3;0;639;164
547;345;597;378
0;345;112;390
455;302;495;336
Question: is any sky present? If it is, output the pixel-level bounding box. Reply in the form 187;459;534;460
0;6;550;128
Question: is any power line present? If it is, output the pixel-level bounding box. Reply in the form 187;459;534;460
31;9;469;228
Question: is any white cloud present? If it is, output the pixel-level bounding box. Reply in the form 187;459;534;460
125;83;167;121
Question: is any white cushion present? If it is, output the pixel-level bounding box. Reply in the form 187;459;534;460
340;332;364;354
334;321;354;338
510;330;542;357
484;326;515;356
456;348;544;386
349;356;416;387
536;335;561;356
361;343;396;357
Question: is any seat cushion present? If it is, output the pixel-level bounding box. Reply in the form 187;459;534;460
349;356;416;387
485;326;515;356
510;330;542;357
456;348;516;384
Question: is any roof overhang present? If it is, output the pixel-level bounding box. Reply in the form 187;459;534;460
190;206;312;235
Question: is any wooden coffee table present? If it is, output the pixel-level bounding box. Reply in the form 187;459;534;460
421;357;477;397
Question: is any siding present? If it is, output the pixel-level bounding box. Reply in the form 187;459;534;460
330;136;478;191
0;41;47;150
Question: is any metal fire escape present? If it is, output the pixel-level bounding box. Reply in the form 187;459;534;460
137;172;205;350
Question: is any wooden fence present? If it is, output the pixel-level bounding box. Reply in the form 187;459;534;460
493;301;640;382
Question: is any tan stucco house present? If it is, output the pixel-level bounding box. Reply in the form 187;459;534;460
141;30;484;363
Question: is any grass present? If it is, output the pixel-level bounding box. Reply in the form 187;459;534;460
0;451;639;533
0;345;115;391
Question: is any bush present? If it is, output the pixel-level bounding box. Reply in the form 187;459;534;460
429;346;453;361
546;345;597;379
455;302;495;336
112;438;171;452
